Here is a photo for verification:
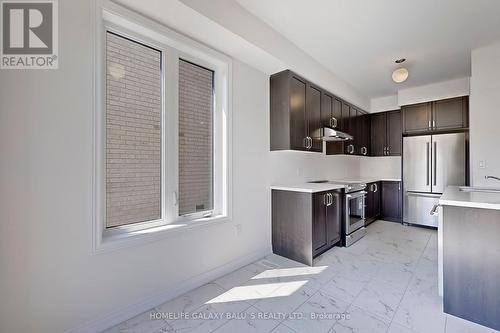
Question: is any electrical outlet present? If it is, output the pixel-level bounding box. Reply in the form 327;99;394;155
479;160;486;169
235;224;242;236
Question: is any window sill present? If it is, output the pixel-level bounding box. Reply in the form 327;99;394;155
94;215;231;254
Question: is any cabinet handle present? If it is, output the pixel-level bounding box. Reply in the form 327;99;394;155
428;119;431;129
433;120;436;129
362;147;367;155
383;147;387;155
330;117;338;128
304;136;312;149
324;193;328;205
347;144;354;154
374;183;378;192
328;193;333;206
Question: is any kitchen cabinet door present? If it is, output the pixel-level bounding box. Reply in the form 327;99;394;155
333;98;343;130
366;182;381;225
359;112;370;156
321;92;333;128
403;102;432;134
325;98;346;155
381;181;402;222
312;192;328;256
326;191;341;246
432;96;468;131
387;110;402;156
370;112;386;156
288;75;308;150
344;104;356;155
372;183;381;218
307;84;323;152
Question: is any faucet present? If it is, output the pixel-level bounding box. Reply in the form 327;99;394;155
485;175;500;181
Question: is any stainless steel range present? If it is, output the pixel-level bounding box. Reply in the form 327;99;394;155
332;181;368;247
308;180;367;247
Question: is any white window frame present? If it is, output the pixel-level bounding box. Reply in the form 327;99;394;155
92;0;232;253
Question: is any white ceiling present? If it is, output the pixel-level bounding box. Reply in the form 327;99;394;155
236;0;500;98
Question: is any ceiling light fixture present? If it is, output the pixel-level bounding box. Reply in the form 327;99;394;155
392;58;409;83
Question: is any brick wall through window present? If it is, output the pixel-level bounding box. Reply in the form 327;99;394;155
178;59;214;215
105;32;162;228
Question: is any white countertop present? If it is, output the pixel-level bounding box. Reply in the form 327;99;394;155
270;183;346;193
439;186;500;210
331;178;401;184
270;177;401;193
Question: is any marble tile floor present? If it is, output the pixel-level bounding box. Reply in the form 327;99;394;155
103;220;499;333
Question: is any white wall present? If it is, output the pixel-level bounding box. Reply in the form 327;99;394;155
398;77;470;106
470;41;500;186
0;1;364;332
359;157;401;180
0;1;271;332
370;77;470;113
269;152;360;184
370;95;399;113
178;0;370;111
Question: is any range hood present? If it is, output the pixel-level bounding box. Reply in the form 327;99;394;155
321;126;353;142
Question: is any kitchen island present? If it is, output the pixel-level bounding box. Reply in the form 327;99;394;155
438;186;500;331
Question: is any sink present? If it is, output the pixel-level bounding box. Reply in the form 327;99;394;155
307;180;330;184
459;186;500;193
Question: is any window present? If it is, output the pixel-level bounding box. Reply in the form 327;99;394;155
178;60;214;216
94;4;231;250
105;32;162;228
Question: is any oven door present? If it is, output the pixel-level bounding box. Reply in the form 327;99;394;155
345;191;366;235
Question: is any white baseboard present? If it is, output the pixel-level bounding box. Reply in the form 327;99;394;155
66;247;271;333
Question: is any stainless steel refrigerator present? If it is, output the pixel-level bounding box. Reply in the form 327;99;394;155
403;133;466;227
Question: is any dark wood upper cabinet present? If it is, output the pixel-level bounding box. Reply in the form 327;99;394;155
321;92;343;130
270;70;322;152
325;98;346;155
370;112;386;156
432;96;469;131
359;112;370;156
402;96;469;134
386;110;402;156
342;102;352;134
307;84;323;152
321;92;333;128
403;102;432;134
333;98;343;130
344;105;356;155
381;181;402;222
289;75;307;150
370;110;401;156
271;69;372;155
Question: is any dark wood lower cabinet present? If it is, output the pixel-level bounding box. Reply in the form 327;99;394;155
365;182;381;225
313;190;341;257
381;181;402;222
272;189;341;266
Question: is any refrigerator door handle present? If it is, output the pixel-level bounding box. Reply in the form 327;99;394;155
426;142;430;186
434;141;437;186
